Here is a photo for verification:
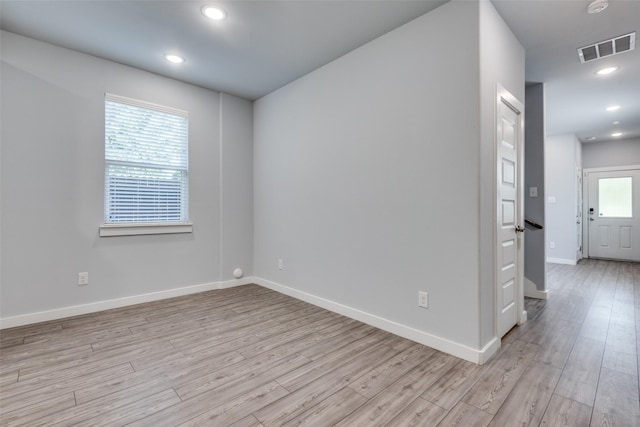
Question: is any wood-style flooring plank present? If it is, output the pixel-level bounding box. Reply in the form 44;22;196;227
436;401;493;427
602;347;638;376
174;351;310;402
384;396;447;427
176;381;289;427
16;341;173;381
74;349;244;405
30;388;180;427
347;343;435;399
281;387;367;427
421;359;486;410
254;340;400;426
540;394;592;427
591;366;640;426
554;336;605;406
488;361;561;426
127;353;308;427
70;389;181;427
334;352;458;426
0;392;76;427
229;415;264;427
1;261;638;427
0;363;134;415
533;319;581;369
462;340;539;414
0;369;19;386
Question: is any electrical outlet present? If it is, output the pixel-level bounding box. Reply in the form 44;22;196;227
549;242;556;249
278;258;284;270
418;291;429;309
78;272;89;286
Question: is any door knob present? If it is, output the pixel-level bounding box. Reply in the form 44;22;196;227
515;225;525;233
590;218;594;221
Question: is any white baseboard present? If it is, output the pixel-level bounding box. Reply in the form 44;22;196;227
1;275;502;364
253;277;498;365
524;277;549;300
0;277;255;329
546;257;577;265
219;277;255;289
478;337;501;364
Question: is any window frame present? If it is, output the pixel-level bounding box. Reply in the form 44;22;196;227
99;93;192;237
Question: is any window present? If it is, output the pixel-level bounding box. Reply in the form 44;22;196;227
100;94;191;236
598;176;633;218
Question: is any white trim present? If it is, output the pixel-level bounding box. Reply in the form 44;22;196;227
219;277;251;289
105;93;188;117
1;275;504;364
524;277;549;300
99;223;193;237
582;166;640;259
0;277;255;329
546;257;577;265
478;337;501;364
253;277;498;365
584;165;640;174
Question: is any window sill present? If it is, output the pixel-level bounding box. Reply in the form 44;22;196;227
99;223;193;237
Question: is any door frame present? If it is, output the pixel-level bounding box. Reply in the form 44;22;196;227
494;83;526;337
582;164;640;259
576;166;583;261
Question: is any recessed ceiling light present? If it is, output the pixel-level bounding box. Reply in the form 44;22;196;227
164;54;185;64
606;105;621;111
202;5;226;20
611;132;623;137
596;66;619;75
613;121;620;125
587;0;609;14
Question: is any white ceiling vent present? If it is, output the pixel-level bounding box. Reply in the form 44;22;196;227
578;32;635;63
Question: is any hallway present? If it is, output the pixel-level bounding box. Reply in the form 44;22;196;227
502;259;640;425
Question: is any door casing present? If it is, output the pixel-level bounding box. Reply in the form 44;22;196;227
582;165;640;260
495;83;526;339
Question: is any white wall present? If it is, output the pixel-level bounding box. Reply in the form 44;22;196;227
545;133;581;264
478;0;526;345
582;137;640;169
0;31;253;321
254;0;523;360
220;93;254;281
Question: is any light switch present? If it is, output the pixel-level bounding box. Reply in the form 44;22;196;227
529;187;538;197
547;196;556;204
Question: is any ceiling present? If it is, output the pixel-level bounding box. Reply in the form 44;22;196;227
492;0;640;143
1;0;639;143
0;0;446;100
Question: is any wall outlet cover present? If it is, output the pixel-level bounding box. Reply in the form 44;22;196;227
418;291;429;308
78;272;89;286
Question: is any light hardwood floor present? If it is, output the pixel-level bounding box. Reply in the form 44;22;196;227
1;259;639;426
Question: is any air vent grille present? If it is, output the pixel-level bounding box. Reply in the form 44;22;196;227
578;32;636;63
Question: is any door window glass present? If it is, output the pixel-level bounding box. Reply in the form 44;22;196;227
599;177;632;217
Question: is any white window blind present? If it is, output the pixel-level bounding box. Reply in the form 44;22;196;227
104;94;189;224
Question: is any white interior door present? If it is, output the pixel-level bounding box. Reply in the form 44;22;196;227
587;168;640;261
496;89;524;338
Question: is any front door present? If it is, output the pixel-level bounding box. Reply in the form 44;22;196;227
496;87;524;338
587;168;640;261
